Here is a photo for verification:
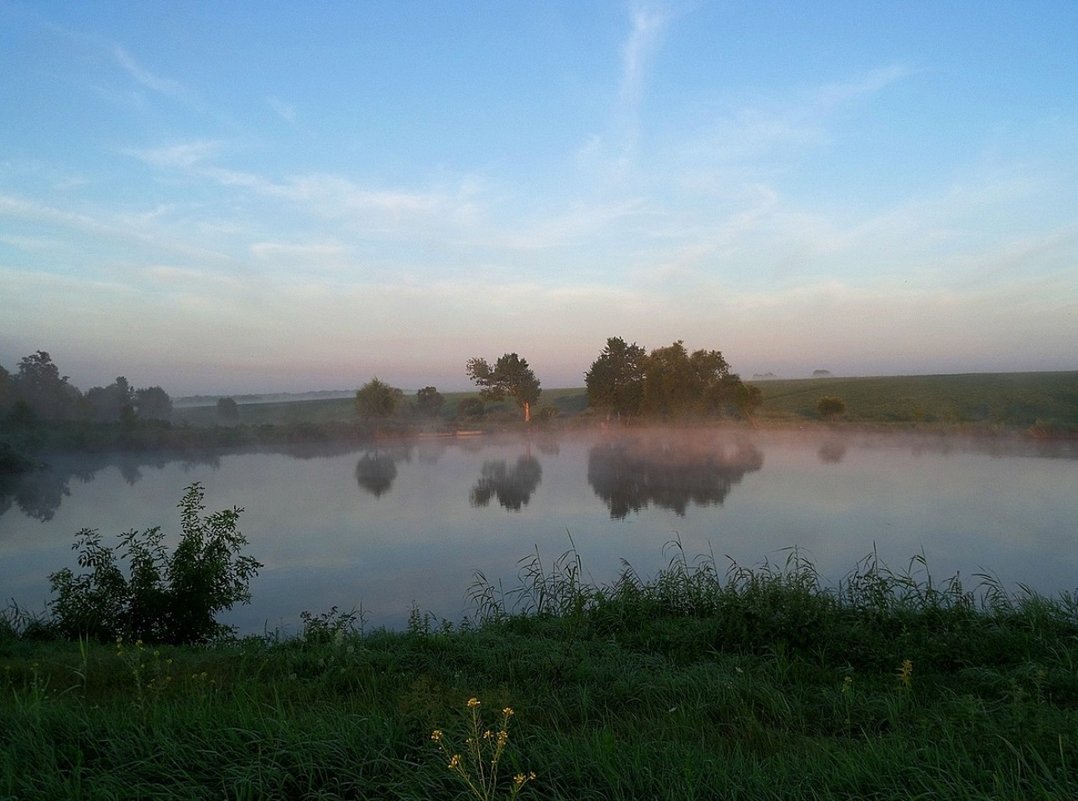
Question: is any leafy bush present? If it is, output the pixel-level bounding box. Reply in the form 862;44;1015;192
49;483;261;644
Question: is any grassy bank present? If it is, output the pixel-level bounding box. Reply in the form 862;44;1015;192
3;548;1077;800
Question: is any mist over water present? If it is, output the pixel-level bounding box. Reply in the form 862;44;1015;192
1;429;1076;632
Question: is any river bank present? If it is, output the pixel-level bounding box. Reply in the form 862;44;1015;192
3;551;1076;800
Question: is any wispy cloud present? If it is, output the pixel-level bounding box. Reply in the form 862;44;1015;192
113;46;187;98
267;96;297;124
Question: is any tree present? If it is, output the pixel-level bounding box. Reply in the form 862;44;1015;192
0;363;12;414
638;340;754;420
415;386;445;418
13;350;81;420
585;337;646;420
85;376;135;422
641;341;699;417
216;397;240;423
136;386;173;421
466;353;541;423
817;396;846;419
355;378;403;422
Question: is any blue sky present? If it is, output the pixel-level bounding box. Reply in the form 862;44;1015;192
2;1;1076;394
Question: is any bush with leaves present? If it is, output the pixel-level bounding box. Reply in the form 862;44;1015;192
49;482;261;644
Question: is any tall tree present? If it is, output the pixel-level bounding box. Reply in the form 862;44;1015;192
466;353;541;423
585;337;647;420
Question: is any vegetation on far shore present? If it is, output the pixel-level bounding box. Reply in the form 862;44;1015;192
2;348;1077;476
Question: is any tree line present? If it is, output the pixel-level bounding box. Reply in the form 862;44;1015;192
0;351;173;424
355;338;760;424
1;339;761;430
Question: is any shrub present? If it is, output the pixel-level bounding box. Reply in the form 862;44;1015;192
817;396;846;419
48;482;261;644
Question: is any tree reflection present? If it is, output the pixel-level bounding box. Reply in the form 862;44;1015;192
470;454;543;512
0;453;220;524
355;453;397;497
587;434;763;519
817;439;847;464
354;444;412;498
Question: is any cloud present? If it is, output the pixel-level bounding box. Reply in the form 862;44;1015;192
267;96;297;124
113;46;187;98
620;4;667;109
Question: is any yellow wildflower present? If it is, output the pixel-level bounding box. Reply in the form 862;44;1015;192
467;697;481;708
431;730;443;742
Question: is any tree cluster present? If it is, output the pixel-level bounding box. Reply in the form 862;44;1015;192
585;338;761;421
0;351;173;424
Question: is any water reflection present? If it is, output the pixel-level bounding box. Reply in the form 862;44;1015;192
0;452;221;524
354;444;413;498
817;440;847;464
587;434;764;519
470;454;543;511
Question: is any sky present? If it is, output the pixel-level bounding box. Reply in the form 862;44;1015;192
1;1;1076;395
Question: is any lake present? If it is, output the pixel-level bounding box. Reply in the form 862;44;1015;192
2;427;1076;633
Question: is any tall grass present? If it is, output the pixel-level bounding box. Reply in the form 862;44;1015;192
3;546;1077;800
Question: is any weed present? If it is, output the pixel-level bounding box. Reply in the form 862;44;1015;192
430;697;535;801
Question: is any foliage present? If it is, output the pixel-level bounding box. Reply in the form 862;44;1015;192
0;363;11;413
584;338;759;421
85;376;135;422
216;396;240;423
415;386;445;417
48;483;261;644
585;336;647;419
12;350;81;420
817;395;847;419
135;386;173;421
466;354;541;423
355;378;404;421
457;397;486;419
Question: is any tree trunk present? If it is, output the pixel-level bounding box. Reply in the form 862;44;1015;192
523;400;531;423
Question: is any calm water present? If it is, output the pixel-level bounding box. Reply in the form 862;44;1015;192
2;428;1076;632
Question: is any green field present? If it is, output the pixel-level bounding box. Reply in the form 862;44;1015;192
750;371;1078;427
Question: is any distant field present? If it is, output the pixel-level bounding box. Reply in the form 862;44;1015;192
749;371;1078;427
171;372;1078;430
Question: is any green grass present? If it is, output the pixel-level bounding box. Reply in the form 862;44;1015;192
3;546;1077;800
